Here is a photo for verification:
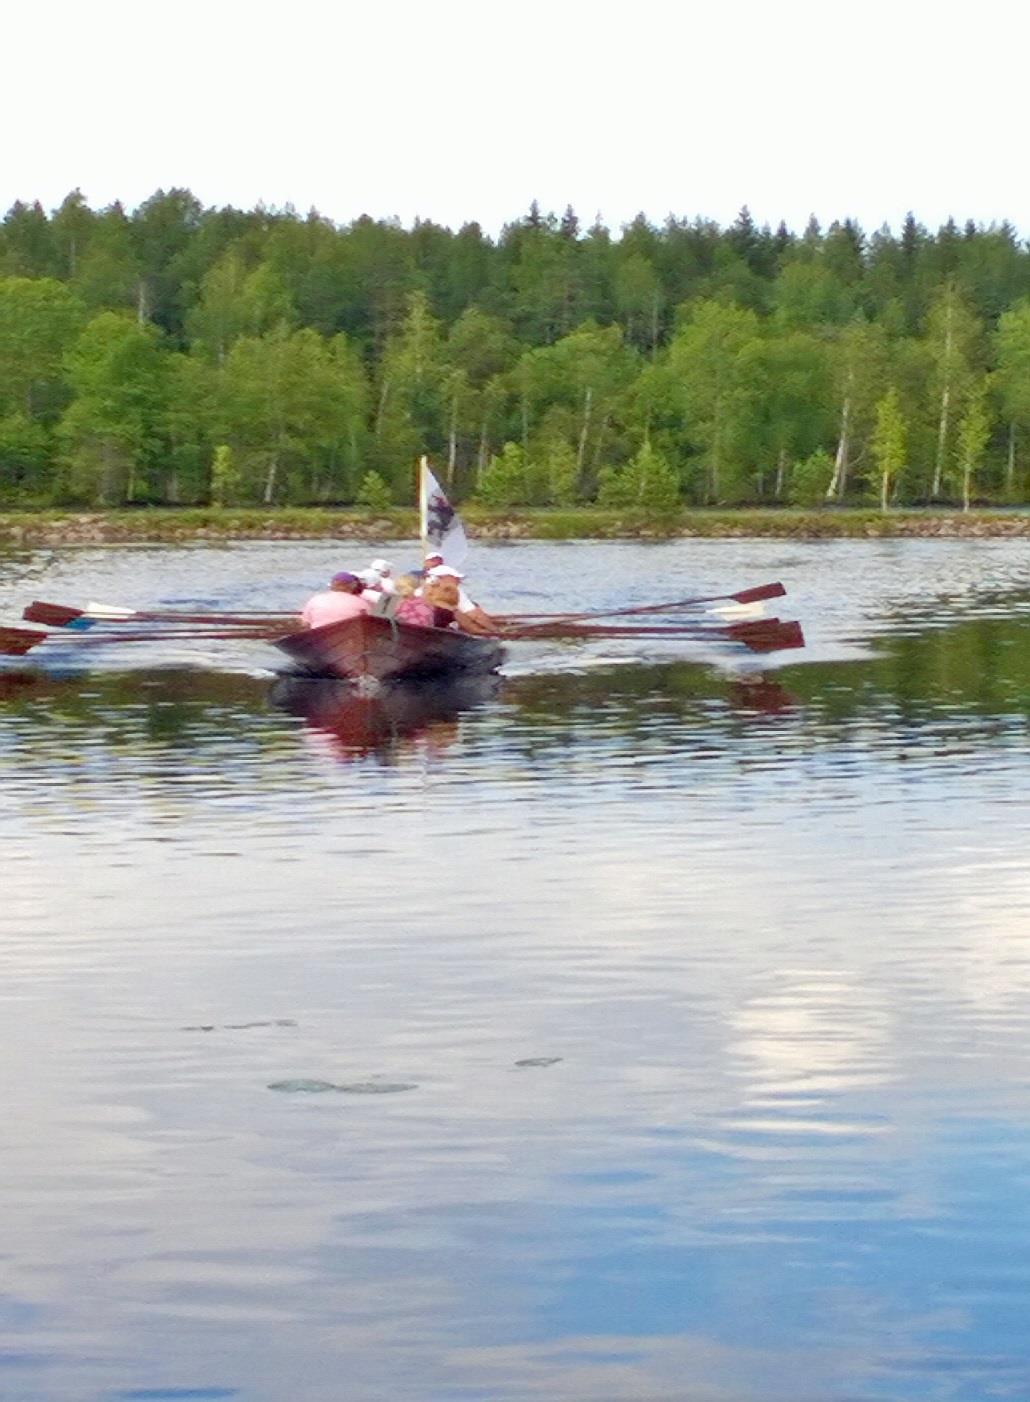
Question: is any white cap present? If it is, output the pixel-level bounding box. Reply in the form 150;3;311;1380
427;564;465;580
370;558;392;574
357;568;382;585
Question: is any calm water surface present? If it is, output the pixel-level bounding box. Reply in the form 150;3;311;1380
2;539;1030;1402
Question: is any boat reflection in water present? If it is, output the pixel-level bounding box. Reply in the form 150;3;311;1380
268;672;502;762
726;674;797;714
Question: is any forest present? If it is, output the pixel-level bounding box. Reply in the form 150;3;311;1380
2;189;1030;511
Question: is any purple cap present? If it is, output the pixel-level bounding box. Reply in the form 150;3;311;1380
330;571;359;587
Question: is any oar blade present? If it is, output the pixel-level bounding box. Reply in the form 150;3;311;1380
0;625;49;656
732;582;786;605
85;602;137;620
707;601;767;622
735;620;805;653
23;601;82;627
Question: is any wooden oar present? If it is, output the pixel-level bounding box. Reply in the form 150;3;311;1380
503;618;804;652
498;580;786;627
514;619;775;638
24;600;295;628
28;626;284;646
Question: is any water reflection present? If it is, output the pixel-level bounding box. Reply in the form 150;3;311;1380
268;673;502;763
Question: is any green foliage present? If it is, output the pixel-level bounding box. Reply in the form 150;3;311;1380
477;441;546;506
871;388;907;511
956;380;992;511
355;469;393;510
541;436;579;506
0;413;52;502
669;301;761;502
5;192;1030;508
217;324;367;503
598;441;680;508
0;277;85;419
57;312;170;504
788;448;835;506
210;444;240;506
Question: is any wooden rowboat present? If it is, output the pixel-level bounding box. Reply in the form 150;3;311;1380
271;612;506;684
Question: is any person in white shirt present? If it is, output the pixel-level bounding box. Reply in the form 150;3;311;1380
356;568;384;601
370;558;397;595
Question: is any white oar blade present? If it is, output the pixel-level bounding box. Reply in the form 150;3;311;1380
707;601;767;622
85;601;138;620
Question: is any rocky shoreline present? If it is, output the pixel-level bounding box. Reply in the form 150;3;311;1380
2;507;1030;547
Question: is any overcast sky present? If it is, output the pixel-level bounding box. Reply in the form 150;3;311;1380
4;0;1027;238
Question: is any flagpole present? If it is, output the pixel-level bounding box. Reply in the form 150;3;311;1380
418;454;429;560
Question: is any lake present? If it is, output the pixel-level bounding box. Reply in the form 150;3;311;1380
2;537;1030;1402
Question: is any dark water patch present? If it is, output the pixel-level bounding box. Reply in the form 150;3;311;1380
266;1079;337;1094
182;1020;297;1032
268;1078;417;1095
112;1391;239;1400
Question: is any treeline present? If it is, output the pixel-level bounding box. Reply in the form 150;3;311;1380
3;189;1030;510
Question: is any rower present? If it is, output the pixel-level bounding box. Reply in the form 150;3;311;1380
423;564;496;635
408;551;444;583
370;558;396;595
300;572;373;629
356;568;384;601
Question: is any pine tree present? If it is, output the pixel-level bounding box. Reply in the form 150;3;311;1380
355;469;393;509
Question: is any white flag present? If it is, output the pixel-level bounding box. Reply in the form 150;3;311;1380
420;458;468;567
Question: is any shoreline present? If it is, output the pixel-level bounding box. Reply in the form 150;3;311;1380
2;506;1030;547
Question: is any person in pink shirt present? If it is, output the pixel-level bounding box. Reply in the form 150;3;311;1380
300;572;374;630
392;573;435;627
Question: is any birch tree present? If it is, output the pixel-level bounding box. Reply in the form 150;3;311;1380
926;281;982;499
956;379;991;512
994;299;1030;497
824;320;890;501
871;388;906;512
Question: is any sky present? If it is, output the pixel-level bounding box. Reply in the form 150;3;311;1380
4;0;1028;238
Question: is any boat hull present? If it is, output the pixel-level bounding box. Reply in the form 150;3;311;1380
272;613;505;684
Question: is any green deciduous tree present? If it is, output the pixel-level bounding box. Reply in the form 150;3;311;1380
925;281;983;498
994;299;1030;496
788;448;835;506
218;324;368;504
187;251;295;363
0;413;52;502
737;331;833;498
57;312;170;504
824;320;892;500
0;277;86;418
598;440;680;508
71;202;140;313
372;291;446;494
871;388;907;512
209;444;240;506
955;379;992;511
517;322;636;497
477;441;545;506
668;300;760;502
